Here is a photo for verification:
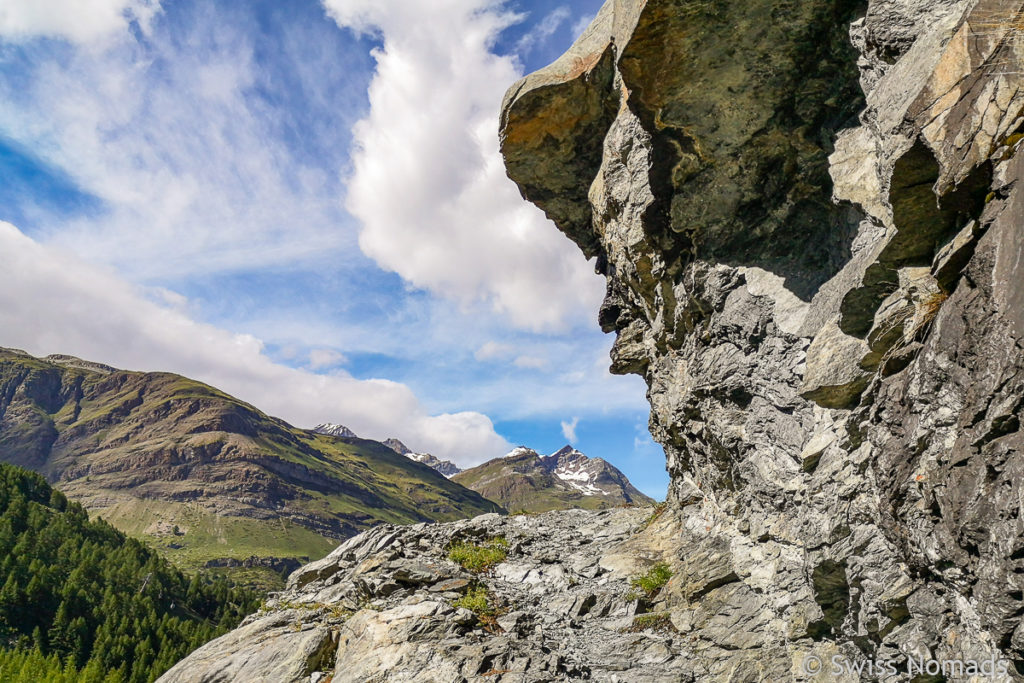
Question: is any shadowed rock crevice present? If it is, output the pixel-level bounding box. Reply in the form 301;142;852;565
808;560;851;640
839;140;992;337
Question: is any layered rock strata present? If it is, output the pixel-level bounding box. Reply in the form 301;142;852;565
499;0;1024;677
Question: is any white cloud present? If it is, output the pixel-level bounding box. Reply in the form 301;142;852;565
515;6;571;54
322;0;604;333
561;416;579;443
0;4;364;280
513;355;547;370
0;221;509;466
0;0;160;43
474;341;514;361
308;348;346;369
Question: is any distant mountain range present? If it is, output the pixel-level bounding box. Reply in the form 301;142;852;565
0;346;655;587
381;437;463;477
454;445;655;513
0;348;501;586
313;426;654;512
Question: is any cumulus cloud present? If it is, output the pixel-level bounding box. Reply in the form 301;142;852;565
322;0;604;333
561;416;579;444
0;0;160;43
0;221;509;466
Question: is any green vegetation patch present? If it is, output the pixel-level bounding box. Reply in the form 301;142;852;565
627;562;674;600
641;502;668;530
447;537;509;574
625;612;678;634
453;585;492;615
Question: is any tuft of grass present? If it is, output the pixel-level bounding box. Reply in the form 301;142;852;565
448;537;509;574
453;584;508;633
453;585;492;615
627;562;673;600
625;612;678;633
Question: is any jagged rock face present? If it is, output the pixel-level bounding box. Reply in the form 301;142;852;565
164;1;1024;679
501;0;1024;677
159;507;691;683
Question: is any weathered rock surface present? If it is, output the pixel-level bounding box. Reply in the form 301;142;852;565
166;0;1024;679
159;507;699;682
499;0;1024;678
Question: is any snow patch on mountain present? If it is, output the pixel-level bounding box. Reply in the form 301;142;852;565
383;438;462;478
313;423;357;438
504;446;538;459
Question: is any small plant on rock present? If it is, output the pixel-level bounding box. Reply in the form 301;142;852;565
448;537;509;574
453;584;507;633
640;502;668;531
453;585;492;615
627;562;674;601
626;612;678;633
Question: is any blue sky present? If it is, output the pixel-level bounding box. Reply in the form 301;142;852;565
0;0;669;498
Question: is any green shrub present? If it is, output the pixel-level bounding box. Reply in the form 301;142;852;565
448;537;508;573
628;562;673;600
453;586;492;615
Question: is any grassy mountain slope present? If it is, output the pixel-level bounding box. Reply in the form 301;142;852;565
0;348;502;585
452;448;654;513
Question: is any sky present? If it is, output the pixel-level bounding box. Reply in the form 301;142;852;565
0;0;669;498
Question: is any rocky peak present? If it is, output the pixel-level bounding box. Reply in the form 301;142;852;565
404;452;462;478
382;438;462;478
381;437;411;455
502;446;538;459
43;354;117;375
549;444;582;459
453;444;653;513
311;423;357;439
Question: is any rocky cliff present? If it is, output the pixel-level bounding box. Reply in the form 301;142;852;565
161;0;1024;679
500;0;1024;676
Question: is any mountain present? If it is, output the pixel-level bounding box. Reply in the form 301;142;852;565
312;423;357;438
0;348;502;586
451;445;654;513
382;438;462;478
0;462;259;682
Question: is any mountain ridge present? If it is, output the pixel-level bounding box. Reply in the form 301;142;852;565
452;444;655;512
0;347;502;585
